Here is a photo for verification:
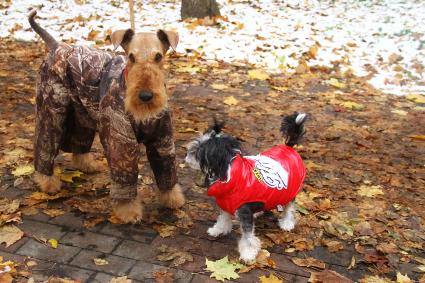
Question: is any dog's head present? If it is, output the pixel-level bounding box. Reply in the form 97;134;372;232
111;29;178;122
185;120;241;182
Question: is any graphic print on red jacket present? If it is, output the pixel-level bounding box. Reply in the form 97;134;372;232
207;145;306;214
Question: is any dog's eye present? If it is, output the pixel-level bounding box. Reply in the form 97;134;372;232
154;53;163;63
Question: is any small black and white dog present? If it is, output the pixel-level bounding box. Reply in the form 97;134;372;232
185;112;307;262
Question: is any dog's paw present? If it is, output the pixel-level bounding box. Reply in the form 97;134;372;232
207;226;225;237
238;236;261;263
34;172;61;195
112;198;143;224
278;217;296;231
72;153;104;174
207;218;232;237
159;184;185;209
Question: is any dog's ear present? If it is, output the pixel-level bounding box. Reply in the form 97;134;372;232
111;29;134;53
157;30;179;53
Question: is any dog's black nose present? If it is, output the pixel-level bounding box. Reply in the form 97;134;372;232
139;91;153;102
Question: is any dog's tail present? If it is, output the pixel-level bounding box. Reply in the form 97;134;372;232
28;9;58;51
280;112;307;147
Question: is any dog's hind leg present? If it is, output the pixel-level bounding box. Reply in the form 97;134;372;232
207;210;233;237
278;201;296;231
34;70;71;194
60;108;103;173
236;202;264;263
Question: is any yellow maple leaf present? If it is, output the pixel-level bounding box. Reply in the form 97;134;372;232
406;94;425;104
60;170;83;183
175;66;201;74
248;69;270;80
48;238;58;249
210;84;228;90
272;86;287;92
340;101;364;110
326;78;346;89
357;185;384;197
391;109;407;116
223;96;239;106
12;164;34;177
259;273;283;283
396;272;412;283
93;258;109;266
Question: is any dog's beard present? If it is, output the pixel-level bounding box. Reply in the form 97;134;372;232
185;132;214;170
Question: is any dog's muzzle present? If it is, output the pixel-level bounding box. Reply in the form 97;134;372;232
139;90;153;102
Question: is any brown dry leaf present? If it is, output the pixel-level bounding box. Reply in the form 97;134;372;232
87;30;100;41
0;224;24;247
240;249;276;272
354;222;373;236
0;212;22;226
66;197;110;214
376;242;398;254
308;45;319;59
259;273;283;283
154;269;174;283
292;257;326;269
309;270;353;283
153;225;178;238
295;59;310;74
359;275;392;283
83;216;105;228
0;199;20;214
320;239;344;253
317;199;331;211
29;190;72;201
156;244;193;267
43;208;66;218
109;277;132;283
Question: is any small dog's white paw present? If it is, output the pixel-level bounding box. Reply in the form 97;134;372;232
238;236;261;263
207;227;222;237
279;218;295;231
207;223;232;237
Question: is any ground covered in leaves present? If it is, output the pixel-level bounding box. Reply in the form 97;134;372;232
0;40;424;283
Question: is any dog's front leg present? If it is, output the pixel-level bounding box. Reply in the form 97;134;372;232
278;201;296;231
236;202;264;263
207;210;233;237
99;101;143;224
144;111;185;209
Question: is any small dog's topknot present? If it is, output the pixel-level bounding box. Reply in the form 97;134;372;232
208;118;225;137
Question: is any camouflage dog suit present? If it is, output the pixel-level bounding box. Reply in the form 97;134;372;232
34;44;177;200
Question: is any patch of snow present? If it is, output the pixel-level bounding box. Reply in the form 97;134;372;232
1;0;424;95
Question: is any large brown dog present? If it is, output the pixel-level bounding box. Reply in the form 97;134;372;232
29;10;185;223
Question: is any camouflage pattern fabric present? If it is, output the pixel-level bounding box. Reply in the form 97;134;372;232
34;43;177;201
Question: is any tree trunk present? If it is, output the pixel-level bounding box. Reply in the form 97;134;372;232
181;0;221;20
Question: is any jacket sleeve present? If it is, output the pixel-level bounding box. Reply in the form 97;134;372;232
99;93;139;201
143;111;178;192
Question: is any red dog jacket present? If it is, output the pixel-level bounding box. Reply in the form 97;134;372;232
207;145;305;214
